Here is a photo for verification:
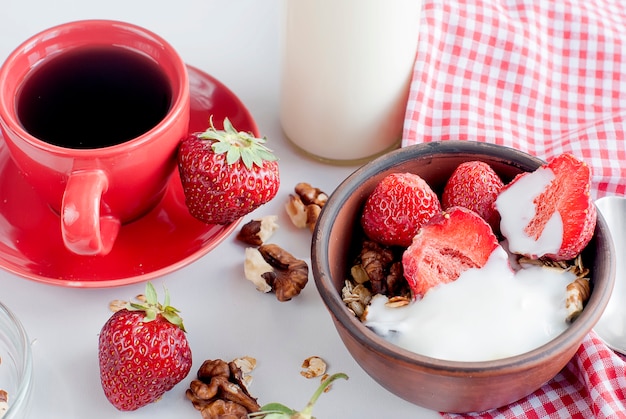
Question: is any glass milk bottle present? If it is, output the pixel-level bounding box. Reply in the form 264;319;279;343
280;0;422;164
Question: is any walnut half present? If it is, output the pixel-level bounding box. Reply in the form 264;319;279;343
258;244;309;301
285;183;328;232
236;215;279;246
187;358;260;419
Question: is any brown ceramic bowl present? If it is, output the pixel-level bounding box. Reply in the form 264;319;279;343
311;141;615;413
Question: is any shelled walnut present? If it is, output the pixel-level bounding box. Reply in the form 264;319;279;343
236;215;279;246
243;243;309;301
295;182;328;207
186;358;260;419
258;244;309;301
285;182;328;232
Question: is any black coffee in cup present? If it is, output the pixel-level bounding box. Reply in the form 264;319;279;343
17;46;172;149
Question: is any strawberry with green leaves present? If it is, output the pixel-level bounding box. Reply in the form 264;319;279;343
178;117;280;225
98;283;192;411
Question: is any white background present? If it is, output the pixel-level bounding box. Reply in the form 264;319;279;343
0;1;436;418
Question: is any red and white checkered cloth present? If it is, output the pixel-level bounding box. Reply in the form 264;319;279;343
442;331;626;418
402;0;626;198
401;0;626;417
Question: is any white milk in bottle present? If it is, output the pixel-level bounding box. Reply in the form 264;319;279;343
280;0;422;164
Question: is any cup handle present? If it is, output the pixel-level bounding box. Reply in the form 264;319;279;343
61;170;121;256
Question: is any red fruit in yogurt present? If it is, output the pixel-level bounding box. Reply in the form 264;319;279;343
495;153;596;261
361;172;441;247
442;161;504;232
402;206;500;299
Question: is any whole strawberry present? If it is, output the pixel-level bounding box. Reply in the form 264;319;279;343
442;161;504;233
178;117;280;224
98;283;192;411
361;172;441;247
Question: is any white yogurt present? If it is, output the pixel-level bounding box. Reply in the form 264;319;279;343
495;167;563;257
364;246;575;362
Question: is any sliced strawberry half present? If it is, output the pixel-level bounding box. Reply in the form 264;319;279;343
495;153;596;261
402;206;500;299
361;172;441;247
442;161;504;233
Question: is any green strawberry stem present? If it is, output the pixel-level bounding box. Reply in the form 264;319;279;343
249;373;348;419
199;116;277;169
127;282;187;332
298;373;348;418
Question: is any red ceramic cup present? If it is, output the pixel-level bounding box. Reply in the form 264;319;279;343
0;20;190;256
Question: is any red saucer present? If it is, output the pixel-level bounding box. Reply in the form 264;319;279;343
0;65;256;287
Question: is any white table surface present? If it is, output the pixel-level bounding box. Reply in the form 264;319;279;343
0;1;437;418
